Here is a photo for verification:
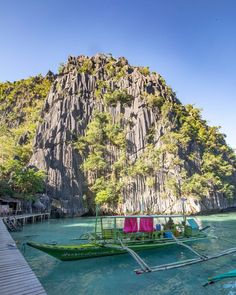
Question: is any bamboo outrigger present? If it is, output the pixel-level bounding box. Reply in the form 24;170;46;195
134;245;236;274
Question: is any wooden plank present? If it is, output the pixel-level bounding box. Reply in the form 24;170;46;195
0;268;33;278
0;273;37;284
1;286;45;295
0;266;31;273
0;273;38;286
0;219;47;295
1;279;43;292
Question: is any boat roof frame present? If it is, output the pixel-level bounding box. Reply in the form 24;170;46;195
99;214;184;219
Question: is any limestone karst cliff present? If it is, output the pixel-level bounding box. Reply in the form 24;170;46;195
1;54;236;215
29;54;236;215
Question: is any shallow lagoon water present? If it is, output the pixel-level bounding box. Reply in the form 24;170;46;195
11;213;236;295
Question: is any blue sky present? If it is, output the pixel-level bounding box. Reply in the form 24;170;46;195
0;0;236;148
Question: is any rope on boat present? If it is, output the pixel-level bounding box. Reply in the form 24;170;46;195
171;234;208;260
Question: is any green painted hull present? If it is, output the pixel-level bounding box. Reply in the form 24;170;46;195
27;235;207;261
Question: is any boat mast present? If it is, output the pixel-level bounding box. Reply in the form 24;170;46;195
95;205;99;235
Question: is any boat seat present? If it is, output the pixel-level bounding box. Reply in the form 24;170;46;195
187;218;199;230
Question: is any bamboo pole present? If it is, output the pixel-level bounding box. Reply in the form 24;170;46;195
135;247;236;274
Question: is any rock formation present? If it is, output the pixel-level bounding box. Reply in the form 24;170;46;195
29;54;236;216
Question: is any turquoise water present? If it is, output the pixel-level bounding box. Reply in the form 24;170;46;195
11;213;236;295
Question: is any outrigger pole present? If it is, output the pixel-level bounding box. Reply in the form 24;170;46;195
105;239;151;273
134;246;236;275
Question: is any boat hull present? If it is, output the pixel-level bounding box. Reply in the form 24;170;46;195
27;236;207;261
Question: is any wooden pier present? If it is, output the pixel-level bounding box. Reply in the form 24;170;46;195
0;218;47;295
2;212;50;225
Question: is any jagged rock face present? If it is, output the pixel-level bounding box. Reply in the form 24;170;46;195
30;54;236;216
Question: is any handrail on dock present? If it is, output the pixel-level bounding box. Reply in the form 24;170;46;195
2;212;50;232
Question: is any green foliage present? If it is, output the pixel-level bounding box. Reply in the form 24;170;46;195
113;67;127;80
182;174;209;199
159;76;166;86
104;61;116;77
166;86;175;98
78;59;94;74
91;177;122;205
10;168;46;199
146;127;155;144
0;159;46;200
105;123;126;147
83;152;107;172
95;189;111;204
166;178;182;198
0;75;51;126
0;75;51;200
75;111;127;205
129;144;161;178
146;176;155;188
158;99;236;200
129;157;150;177
144;94;165;109
104;89;133;107
139;67;150;76
94;80;109;100
0;179;13;197
0;76;51;166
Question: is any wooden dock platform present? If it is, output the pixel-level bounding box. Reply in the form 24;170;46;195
2;212;50;224
0;218;47;295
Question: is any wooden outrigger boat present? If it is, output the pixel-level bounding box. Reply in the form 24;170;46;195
27;214;208;261
27;213;236;274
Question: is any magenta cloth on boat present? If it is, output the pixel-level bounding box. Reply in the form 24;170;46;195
123;218;138;233
139;217;154;232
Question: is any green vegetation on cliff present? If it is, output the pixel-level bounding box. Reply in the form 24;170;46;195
160;103;236;200
74;111;127;205
75;101;236;206
0;75;52;199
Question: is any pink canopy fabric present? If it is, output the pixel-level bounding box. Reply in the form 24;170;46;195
139;217;154;232
123;217;138;233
